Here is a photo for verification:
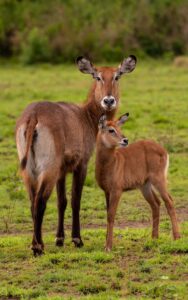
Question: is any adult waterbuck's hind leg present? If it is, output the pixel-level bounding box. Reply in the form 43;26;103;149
71;163;87;247
105;191;110;211
55;173;67;246
31;177;55;256
31;124;60;255
27;182;37;221
140;181;160;239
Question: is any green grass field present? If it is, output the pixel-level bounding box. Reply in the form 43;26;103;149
0;60;188;299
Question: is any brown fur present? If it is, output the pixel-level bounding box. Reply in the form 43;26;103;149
15;56;137;255
95;118;181;251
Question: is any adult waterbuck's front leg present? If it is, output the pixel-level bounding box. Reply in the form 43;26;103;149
55;173;67;246
71;163;87;247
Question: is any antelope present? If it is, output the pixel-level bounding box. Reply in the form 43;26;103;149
95;114;181;251
15;55;137;255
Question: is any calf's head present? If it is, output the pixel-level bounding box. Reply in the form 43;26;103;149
77;56;137;112
98;113;129;149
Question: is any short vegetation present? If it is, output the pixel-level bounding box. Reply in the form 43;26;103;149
0;60;187;299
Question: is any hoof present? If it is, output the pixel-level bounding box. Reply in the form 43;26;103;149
72;237;84;248
55;237;64;247
105;246;112;252
31;244;44;257
174;233;181;240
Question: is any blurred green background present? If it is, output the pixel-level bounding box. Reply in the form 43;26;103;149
0;0;188;64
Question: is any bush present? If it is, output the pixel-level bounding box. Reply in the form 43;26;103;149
0;0;188;63
21;28;51;64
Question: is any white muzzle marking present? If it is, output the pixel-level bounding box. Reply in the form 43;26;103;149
101;96;117;111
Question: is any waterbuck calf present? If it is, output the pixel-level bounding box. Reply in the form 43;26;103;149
16;56;137;255
96;114;181;251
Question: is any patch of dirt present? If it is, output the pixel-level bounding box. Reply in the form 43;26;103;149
84;220;149;229
0;207;187;237
175;207;188;221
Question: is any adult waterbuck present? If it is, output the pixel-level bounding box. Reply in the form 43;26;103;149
96;114;180;251
16;56;137;255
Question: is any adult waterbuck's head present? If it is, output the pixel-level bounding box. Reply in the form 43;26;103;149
76;55;137;112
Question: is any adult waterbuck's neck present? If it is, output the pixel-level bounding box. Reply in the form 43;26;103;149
77;56;137;135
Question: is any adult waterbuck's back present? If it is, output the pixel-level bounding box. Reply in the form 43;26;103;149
16;55;137;255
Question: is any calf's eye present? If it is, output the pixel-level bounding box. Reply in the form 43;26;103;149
109;128;115;134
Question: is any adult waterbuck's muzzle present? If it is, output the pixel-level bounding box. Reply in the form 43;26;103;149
101;96;116;111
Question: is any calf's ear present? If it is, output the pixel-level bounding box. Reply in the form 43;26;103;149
117;112;129;126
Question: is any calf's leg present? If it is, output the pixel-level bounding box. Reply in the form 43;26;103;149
140;182;160;238
105;190;121;252
152;177;180;240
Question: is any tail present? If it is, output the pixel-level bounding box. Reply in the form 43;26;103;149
21;115;38;170
164;154;169;179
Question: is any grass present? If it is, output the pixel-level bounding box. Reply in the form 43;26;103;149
0;60;188;299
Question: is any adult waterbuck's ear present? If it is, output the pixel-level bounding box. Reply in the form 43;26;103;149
117;112;129;126
115;55;137;79
98;114;107;130
76;56;98;78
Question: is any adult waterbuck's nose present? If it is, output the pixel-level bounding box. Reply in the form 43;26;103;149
101;96;116;111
